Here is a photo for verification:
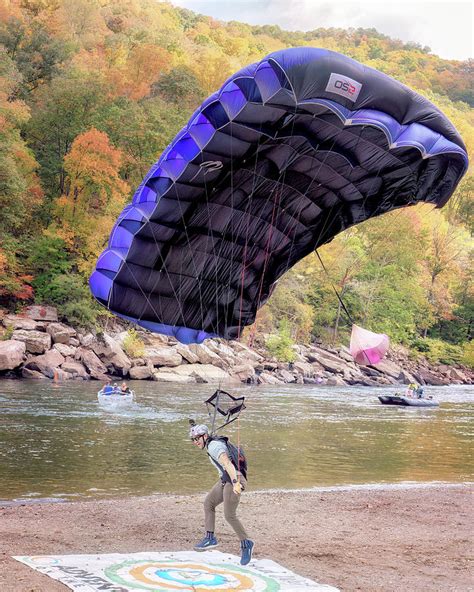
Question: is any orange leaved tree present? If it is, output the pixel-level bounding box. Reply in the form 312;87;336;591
55;128;130;274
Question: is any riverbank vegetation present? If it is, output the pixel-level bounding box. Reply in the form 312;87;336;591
1;0;472;367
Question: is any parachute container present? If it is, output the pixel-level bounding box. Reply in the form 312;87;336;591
350;324;390;365
90;48;469;344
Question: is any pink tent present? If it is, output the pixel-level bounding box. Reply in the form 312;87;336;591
350;324;390;365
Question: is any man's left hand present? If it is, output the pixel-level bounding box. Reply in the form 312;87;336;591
233;481;242;495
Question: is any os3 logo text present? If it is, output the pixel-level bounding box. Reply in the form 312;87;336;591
325;73;362;102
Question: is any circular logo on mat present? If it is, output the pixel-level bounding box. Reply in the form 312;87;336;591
105;559;279;591
27;556;60;566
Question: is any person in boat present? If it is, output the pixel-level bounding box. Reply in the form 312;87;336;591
112;382;120;394
189;423;254;566
415;385;425;399
120;382;131;395
406;383;417;397
102;380;114;395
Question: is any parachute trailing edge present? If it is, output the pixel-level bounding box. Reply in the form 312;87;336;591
90;47;469;344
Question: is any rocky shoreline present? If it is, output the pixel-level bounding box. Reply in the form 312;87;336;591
0;305;472;386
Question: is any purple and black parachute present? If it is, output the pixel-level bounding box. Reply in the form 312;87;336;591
90;48;468;344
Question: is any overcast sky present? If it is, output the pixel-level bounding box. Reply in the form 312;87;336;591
171;0;473;61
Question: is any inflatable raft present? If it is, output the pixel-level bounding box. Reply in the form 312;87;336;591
378;395;439;407
97;390;134;405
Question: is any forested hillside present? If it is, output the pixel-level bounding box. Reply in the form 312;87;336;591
1;0;472;366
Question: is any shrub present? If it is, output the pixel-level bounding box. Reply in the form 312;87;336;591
38;273;99;328
122;328;145;359
412;337;463;365
461;341;474;369
1;325;14;340
265;319;297;363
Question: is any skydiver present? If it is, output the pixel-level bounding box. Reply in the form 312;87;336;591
189;423;254;565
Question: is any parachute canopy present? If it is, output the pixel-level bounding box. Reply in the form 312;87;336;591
350;324;390;366
90;47;468;344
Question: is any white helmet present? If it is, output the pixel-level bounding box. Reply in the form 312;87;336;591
189;424;209;439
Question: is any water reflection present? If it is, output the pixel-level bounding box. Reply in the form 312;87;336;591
0;380;472;501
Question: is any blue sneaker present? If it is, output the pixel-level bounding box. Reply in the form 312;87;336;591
194;535;218;551
240;539;254;565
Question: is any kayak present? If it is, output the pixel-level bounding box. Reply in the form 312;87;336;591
378;395;439;407
97;390;134;404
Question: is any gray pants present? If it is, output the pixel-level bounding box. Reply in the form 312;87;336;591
204;479;248;541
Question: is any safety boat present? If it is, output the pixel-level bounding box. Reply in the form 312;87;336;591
378;395;439;408
97;389;134;405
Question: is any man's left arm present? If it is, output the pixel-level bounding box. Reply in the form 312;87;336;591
218;452;242;495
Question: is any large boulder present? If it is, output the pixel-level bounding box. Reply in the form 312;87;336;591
53;343;77;357
187;343;228;369
129;365;154;380
205;340;239;365
228;341;264;363
307;347;347;373
93;334;131;375
75;348;108;380
145;346;182;367
276;368;297;383
46;323;76;345
174;343;200;364
21;367;48;379
25;349;65;378
446;367;469;383
153;370;196;383
22;305;58;322
326;375;348;386
230;363;256;382
161;363;233;383
415;369;450;386
398;369;418;384
143;333;169;346
0;340;26;371
371;359;404;380
257;372;284;384
12;329;51;354
80;333;96;347
293;360;315;376
337;346;355;363
2;314;40;331
61;359;89;380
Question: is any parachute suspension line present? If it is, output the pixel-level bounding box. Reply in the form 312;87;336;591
315;250;354;325
302;126;391;333
211;389;219;436
248;119;341;344
132;219;191;332
171;181;208;334
247;105;300;346
120;256;182;331
237;414;241;475
247;164;287;348
222;118;235;342
236;131;269;340
278;131;341;278
201;151;223;337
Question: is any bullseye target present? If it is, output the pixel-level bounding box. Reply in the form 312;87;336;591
105;559;276;591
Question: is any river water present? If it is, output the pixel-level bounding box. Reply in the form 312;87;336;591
0;380;472;502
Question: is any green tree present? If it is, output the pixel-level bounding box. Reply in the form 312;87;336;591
0;17;71;97
26;72;107;204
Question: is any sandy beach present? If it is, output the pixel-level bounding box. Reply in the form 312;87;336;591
0;484;472;591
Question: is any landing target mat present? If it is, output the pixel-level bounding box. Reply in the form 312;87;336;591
14;551;339;591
